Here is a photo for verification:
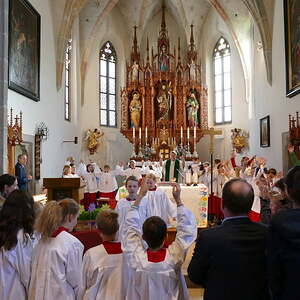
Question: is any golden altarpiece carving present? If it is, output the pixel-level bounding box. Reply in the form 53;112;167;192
120;7;208;160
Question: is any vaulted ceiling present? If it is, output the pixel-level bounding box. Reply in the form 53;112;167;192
51;0;275;98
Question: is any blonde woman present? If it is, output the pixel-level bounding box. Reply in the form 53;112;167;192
29;199;83;300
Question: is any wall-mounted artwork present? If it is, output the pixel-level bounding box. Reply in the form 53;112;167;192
260;116;270;148
8;0;40;101
284;0;300;97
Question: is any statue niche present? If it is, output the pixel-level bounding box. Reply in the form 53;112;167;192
129;90;142;129
185;89;200;127
156;81;173;123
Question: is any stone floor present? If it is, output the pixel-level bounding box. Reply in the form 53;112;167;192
184;243;205;299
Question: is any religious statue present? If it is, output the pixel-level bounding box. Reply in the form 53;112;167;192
188;59;197;81
186;90;199;127
159;44;169;71
129;91;142;128
231;128;249;153
85;128;104;155
131;61;139;82
157;82;172;122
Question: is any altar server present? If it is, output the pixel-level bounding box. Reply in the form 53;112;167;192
116;176;147;242
122;183;197;300
81;210;130;300
117;160;143;180
98;165;120;197
82;164;100;210
29;199;83;300
0;190;37;300
144;173;177;226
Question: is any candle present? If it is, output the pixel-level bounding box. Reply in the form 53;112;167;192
139;127;141;140
145;127;148;140
133;127;136;139
187;127;190;140
181;126;183;139
194;126;196;139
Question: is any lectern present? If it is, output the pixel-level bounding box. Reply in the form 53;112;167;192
43;178;85;203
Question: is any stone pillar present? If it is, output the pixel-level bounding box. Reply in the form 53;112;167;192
0;0;8;173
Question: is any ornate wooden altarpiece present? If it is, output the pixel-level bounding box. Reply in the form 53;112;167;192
7;108;23;174
120;6;208;160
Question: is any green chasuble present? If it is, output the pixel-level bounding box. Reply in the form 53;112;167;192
165;159;180;182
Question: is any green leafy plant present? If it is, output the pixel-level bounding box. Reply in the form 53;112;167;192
77;204;112;221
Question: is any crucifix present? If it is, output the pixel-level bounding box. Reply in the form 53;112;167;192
202;127;222;195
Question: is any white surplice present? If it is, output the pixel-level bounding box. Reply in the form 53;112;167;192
144;189;177;225
122;206;197;300
28;231;84;300
0;230;38;300
98;169;120;193
82;172;99;193
116;197;147;242
80;243;130;300
116;165;143;180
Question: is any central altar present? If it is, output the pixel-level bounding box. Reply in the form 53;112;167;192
120;6;208;160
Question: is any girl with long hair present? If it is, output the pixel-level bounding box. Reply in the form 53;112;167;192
0;190;36;299
29;198;83;300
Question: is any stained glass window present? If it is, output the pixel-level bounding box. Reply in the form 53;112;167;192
99;41;117;127
65;39;72;121
213;37;231;124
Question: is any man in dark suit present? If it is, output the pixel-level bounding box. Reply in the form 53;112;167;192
188;178;270;300
15;154;32;191
268;166;300;300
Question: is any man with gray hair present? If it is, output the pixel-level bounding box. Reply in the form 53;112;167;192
15;154;32;191
188;178;270;300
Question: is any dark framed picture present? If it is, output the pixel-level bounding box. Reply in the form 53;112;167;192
284;0;300;98
8;0;40;101
260;116;270;148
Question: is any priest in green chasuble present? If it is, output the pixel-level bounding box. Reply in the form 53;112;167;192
163;151;183;182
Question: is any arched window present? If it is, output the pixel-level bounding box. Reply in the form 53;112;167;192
100;41;117;127
65;39;72;121
213;37;231;124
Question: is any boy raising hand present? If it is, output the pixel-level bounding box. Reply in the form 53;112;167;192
122;182;197;300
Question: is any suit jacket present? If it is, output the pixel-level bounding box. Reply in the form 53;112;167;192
15;162;28;191
188;217;270;300
268;208;300;300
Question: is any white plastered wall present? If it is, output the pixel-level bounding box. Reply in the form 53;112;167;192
197;9;249;163
7;0;81;189
248;0;300;172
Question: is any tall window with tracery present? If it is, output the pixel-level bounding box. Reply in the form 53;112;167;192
100;41;117;127
65;39;72;121
213;37;232;124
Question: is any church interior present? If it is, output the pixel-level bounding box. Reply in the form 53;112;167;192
1;0;300;299
1;0;299;181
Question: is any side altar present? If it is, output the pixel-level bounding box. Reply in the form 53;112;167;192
120;6;208;161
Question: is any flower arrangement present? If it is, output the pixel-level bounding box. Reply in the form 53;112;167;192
77;203;111;221
141;144;153;160
175;144;189;158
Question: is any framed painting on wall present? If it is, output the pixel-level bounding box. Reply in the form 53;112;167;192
260;116;270;148
284;0;300;97
8;0;40;101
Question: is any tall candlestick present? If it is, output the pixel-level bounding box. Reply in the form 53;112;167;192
145;127;148;140
187;127;190;140
139;127;141;140
180;126;183;139
194;126;196;139
133;127;136;139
